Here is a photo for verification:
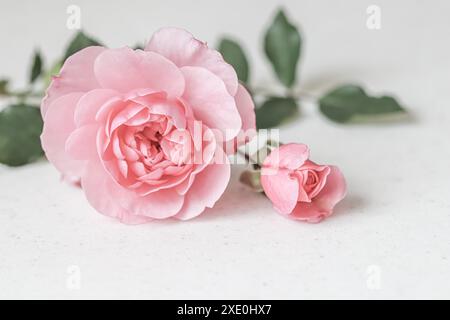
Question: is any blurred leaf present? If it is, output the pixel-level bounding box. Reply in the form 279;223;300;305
29;50;43;84
319;84;406;123
0;79;9;95
239;169;263;192
256;96;299;129
264;9;301;88
0;104;44;166
63;31;102;62
218;38;250;83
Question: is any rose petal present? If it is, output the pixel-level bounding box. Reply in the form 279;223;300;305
260;167;299;214
174;151;230;220
94;47;185;97
145;27;238;96
42;46;105;117
41;92;86;179
225;84;257;154
175;124;216;195
181;66;241;140
132;95;187;129
74;89;119;127
234;84;256;133
81;161;153;224
65;125;99;160
290;166;347;222
117;188;185;219
263;143;310;171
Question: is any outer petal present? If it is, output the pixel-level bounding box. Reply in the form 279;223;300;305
145;27;238;96
290;166;347;222
74;89;119;127
41;46;105;117
225;84;256;154
41;92;85;179
289;202;328;223
181;66;241;140
313;166;347;212
116;188;185;219
263;143;310;171
174;155;231;220
81;161;153;224
234;84;256;132
260;167;299;214
94;47;185;97
65;125;99;160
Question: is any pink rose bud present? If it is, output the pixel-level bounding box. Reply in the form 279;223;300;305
40;28;255;223
260;143;347;223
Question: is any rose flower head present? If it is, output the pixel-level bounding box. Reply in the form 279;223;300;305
41;28;255;223
260;143;346;223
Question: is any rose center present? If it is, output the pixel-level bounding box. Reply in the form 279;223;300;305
304;170;319;191
124;117;192;170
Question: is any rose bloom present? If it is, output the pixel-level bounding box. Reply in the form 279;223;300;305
41;28;255;223
260;143;346;223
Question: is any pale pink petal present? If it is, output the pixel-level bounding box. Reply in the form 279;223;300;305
41;92;85;178
290;166;347;222
109;104;146;133
225;84;257;154
181;66;241;140
313;166;347;212
123;108;151;127
174;160;230;220
145;27;238;96
81;161;153;224
304;163;331;199
131;95;187;129
94;47;185;97
291;161;330;200
260;167;299;214
41;46;105;117
289;202;328;223
263;143;310;171
116;188;185;219
74;89;119;127
65;125;99;160
234;84;256;132
175;124;216;195
295;173;310;203
134;166;192;196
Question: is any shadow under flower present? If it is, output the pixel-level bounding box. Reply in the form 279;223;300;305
326;194;367;223
194;165;269;222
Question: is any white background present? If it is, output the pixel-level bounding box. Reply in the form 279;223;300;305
1;0;449;299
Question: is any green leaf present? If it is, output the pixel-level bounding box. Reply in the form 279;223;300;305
63;31;102;62
319;84;406;123
264;9;301;88
0;104;44;166
218;38;250;83
0;79;9;95
256;96;299;129
29;50;43;84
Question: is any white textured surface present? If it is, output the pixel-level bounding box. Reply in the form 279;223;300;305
1;0;450;299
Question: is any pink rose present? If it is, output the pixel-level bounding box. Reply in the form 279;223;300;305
260;143;346;223
41;27;255;223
